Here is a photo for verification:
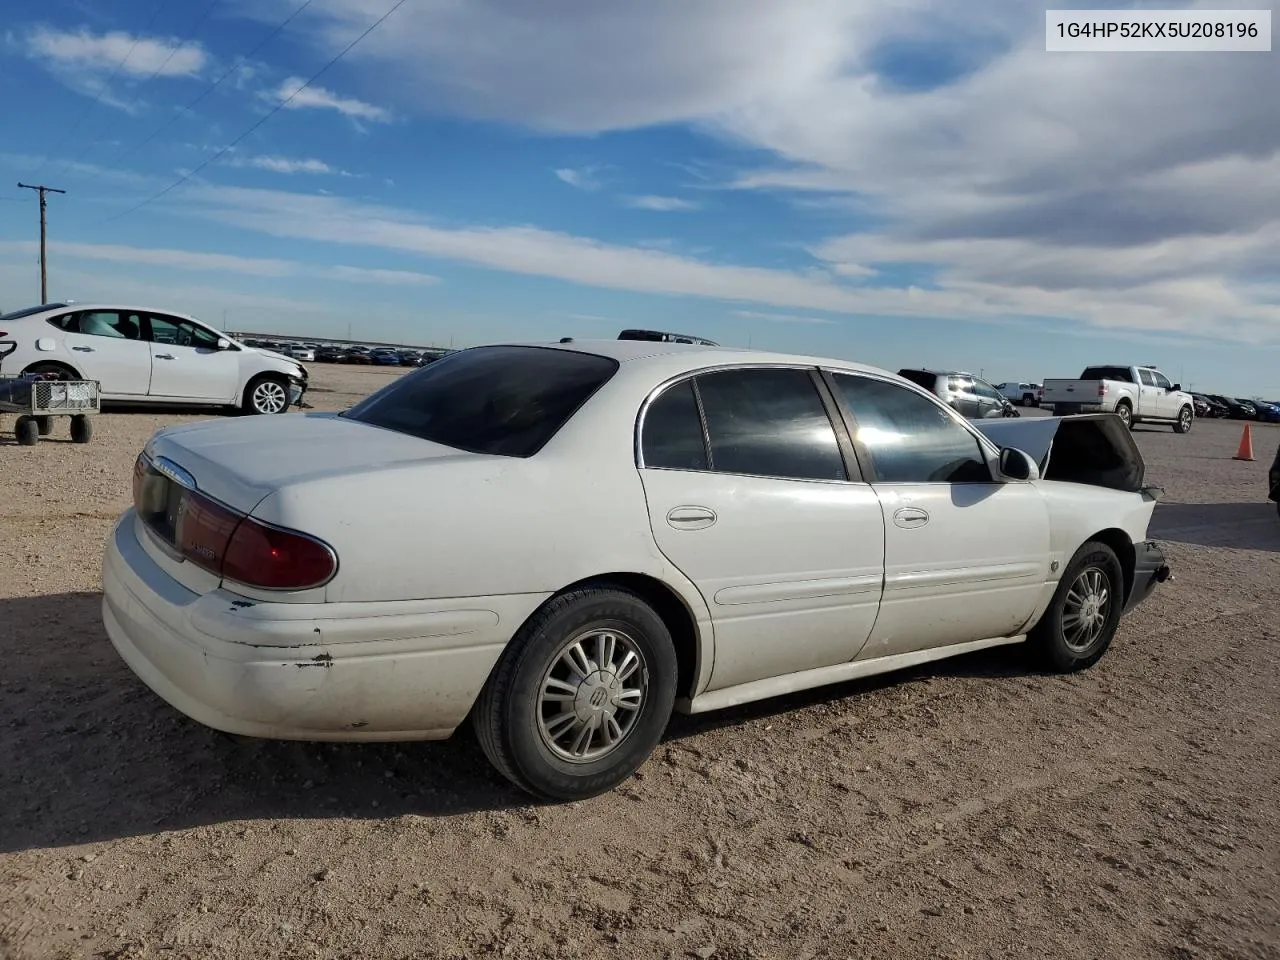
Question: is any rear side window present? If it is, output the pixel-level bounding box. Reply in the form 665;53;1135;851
1081;366;1134;382
694;368;846;481
342;345;618;457
641;380;708;470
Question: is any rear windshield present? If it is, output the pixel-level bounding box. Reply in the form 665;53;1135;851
1080;366;1134;382
896;369;937;390
341;345;619;457
0;304;64;321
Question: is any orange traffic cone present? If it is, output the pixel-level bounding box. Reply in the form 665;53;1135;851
1233;423;1255;461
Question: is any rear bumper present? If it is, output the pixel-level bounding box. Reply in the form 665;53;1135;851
101;511;541;742
1123;540;1172;615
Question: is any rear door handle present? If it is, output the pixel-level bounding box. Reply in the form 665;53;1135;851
893;506;930;529
666;506;717;531
154;354;175;360
71;346;94;352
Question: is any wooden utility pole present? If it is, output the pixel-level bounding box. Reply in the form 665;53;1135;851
17;182;67;303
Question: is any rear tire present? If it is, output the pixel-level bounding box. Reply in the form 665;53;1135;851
241;375;290;415
1173;405;1193;434
1029;541;1124;673
1114;401;1133;430
472;585;678;801
15;416;39;446
35;416;52;436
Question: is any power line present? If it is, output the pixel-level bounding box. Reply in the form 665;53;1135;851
108;0;319;170
105;0;413;224
55;0;225;178
28;0;178;179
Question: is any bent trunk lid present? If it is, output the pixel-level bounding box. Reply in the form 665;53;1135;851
975;413;1148;494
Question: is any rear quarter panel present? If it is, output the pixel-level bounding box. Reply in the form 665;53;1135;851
1038;481;1157;564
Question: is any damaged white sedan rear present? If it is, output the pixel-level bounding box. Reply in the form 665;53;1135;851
102;340;1172;800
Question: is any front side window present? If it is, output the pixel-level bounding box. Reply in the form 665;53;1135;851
693;367;846;482
147;315;220;349
641;380;708;470
343;345;618;458
1153;371;1173;390
832;373;991;484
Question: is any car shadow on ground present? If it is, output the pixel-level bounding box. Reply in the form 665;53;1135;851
1150;501;1280;552
0;592;1040;854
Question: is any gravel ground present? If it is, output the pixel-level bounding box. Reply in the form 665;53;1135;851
1;364;1277;960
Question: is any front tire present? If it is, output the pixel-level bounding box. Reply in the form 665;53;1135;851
14;416;39;446
241;375;290;415
1029;541;1125;673
1173;405;1193;434
473;586;678;801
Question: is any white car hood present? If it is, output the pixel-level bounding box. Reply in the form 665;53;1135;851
976;414;1148;493
146;412;489;511
251;347;302;367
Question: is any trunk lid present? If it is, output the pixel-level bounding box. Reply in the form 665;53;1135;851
146;412;486;513
975;413;1149;494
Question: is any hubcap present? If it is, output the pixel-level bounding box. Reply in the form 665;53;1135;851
1181;410;1191;427
537;628;647;763
1062;567;1111;652
1118;407;1130;424
252;381;287;413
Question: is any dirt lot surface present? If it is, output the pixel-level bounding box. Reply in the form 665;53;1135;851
1;364;1277;960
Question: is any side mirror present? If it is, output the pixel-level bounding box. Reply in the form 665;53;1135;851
216;338;231;350
1172;383;1181;391
997;447;1039;482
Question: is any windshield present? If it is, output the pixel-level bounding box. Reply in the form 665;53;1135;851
0;304;66;321
342;345;619;457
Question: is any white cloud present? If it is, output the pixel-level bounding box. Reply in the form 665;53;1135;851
266;77;391;123
627;195;699;211
554;167;603;191
25;25;208;78
735;310;835;325
0;240;437;286
246;0;1280;343
225;154;349;175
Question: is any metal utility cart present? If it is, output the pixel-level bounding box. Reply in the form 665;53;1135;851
0;341;99;445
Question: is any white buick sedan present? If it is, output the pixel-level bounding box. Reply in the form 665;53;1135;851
102;339;1171;800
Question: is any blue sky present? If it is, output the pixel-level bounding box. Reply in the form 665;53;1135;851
1;0;1278;396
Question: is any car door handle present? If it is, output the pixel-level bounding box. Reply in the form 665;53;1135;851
71;346;94;352
893;506;930;529
666;506;717;531
154;354;175;360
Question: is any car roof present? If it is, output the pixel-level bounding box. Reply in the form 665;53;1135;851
495;338;894;377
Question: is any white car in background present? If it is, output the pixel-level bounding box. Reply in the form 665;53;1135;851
286;345;316;362
102;339;1171;801
0;303;308;414
996;381;1043;407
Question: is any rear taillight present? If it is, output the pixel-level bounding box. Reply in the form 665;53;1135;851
1098;382;1107;396
133;453;336;591
222;518;337;591
176;491;243;572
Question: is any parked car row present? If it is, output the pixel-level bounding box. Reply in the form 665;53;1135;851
1192;393;1280;423
239;338;443;367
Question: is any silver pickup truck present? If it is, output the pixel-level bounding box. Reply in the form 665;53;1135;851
1042;364;1195;433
